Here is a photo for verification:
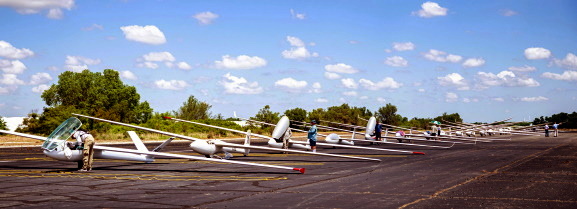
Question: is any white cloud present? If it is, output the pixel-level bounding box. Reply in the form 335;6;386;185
176;62;192;70
29;72;52;85
325;63;358;74
47;7;63;19
462;98;479;103
445;92;458;103
120;70;137;80
500;9;518;16
462;58;485;68
290;9;306;20
154;80;188;90
193;11;219;25
359;77;402;90
309;82;322;93
0;74;25;85
542;70;577;82
392;42;415;51
286;36;305;47
0;60;27;74
65;55;100;72
552;53;577;70
518;96;548;102
220;73;263;94
413;1;448;18
0;0;74;19
32;84;50;93
282;36;318;59
492;97;505;102
120;25;166;45
476;71;540;88
423;49;462;63
437;73;469;90
81;24;104;31
359;96;369;100
274;77;308;93
384;56;408;67
418;88;425;92
324;72;341;80
343;91;358;97
142;52;175;62
137;52;191;70
524;47;551;60
137;62;158;69
0;87;9;94
0;41;34;59
341;78;358;89
315;98;328;103
214;55;267;70
508;65;536;72
377;97;387;103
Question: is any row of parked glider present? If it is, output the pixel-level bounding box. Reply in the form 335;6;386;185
0;113;541;174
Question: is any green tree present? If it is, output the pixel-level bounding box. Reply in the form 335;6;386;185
250;105;280;132
0;115;7;130
434;112;463;123
173;95;212;120
376;103;400;125
21;69;153;134
284;107;307;122
308;108;325;123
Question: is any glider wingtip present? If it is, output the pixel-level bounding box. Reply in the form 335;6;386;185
294;168;306;174
413;152;426;155
163;116;172;119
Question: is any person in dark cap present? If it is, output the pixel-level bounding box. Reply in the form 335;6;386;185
308;120;318;152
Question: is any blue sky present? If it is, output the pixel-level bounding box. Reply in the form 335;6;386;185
1;0;576;122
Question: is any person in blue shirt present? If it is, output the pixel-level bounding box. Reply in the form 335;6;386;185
553;122;559;137
308;120;318;152
374;120;383;145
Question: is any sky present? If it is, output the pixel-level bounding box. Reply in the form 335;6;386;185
0;0;576;122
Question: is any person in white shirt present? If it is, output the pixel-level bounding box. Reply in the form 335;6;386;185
72;129;95;172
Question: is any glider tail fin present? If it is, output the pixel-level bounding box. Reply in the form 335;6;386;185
152;137;175;152
243;130;251;156
127;131;149;152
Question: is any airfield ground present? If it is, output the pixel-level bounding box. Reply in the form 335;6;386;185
0;132;576;208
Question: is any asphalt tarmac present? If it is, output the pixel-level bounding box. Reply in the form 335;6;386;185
0;132;575;208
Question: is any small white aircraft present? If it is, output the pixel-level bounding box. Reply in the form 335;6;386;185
177;116;427;155
0;117;307;173
164;116;424;154
382;123;488;143
446;120;541;136
290;118;453;149
72;113;381;163
318;117;472;145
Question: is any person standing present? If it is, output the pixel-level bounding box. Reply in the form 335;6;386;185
72;129;95;172
544;124;549;137
308;120;318;152
553;122;559;137
374;120;383;144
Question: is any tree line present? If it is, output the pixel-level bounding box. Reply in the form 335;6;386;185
533;112;577;129
6;69;464;135
5;69;573;137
